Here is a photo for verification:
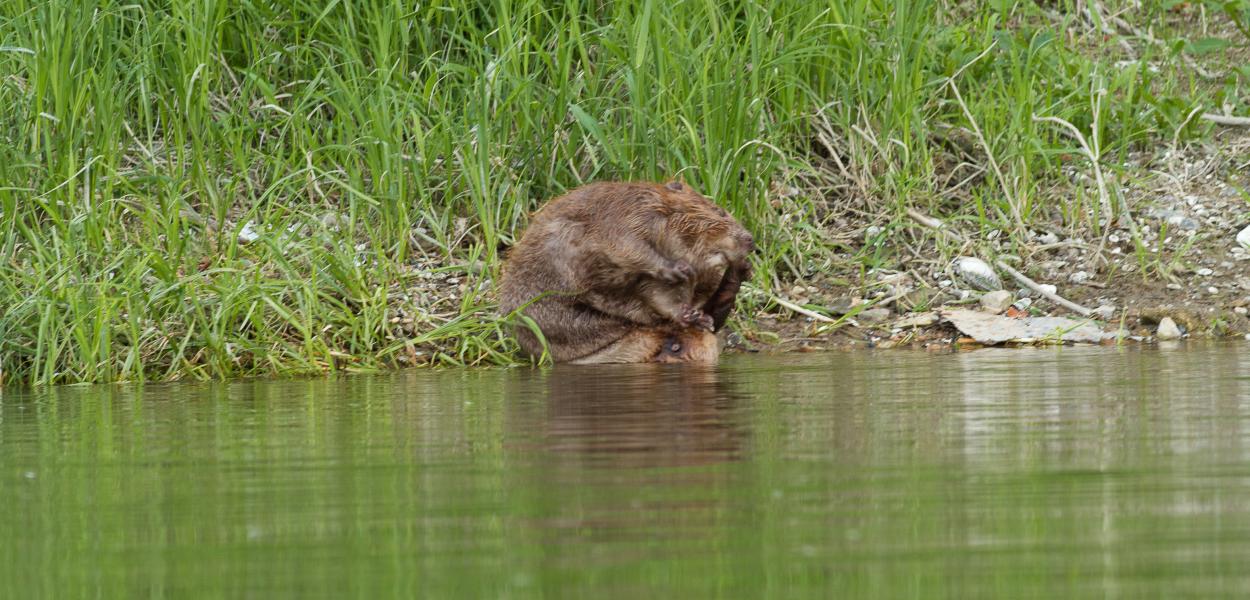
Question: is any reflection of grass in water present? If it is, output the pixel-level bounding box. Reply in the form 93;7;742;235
0;1;1231;383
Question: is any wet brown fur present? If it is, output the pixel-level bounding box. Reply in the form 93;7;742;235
499;180;753;363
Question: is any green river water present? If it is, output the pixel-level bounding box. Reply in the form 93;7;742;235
2;343;1249;598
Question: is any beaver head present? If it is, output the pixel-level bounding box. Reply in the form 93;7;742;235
658;180;755;268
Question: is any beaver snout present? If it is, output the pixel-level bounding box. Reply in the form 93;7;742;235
737;231;756;253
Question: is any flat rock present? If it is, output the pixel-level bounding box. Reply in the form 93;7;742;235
939;309;1112;344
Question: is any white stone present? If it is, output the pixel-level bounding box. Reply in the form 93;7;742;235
953;257;1002;291
1156;317;1183;340
1197;268;1213;276
237;221;260;245
1238;224;1250;250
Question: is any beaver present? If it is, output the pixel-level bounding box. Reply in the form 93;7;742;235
498;180;754;363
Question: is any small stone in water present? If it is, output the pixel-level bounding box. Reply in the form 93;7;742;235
1156;317;1183;340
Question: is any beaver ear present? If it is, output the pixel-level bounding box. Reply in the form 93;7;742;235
664;180;683;192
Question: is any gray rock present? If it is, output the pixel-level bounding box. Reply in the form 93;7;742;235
1156;317;1183;340
1196;267;1213;276
1092;305;1116;320
858;307;891;323
1165;214;1200;231
979;290;1015;314
1234;306;1248;316
895;312;939;328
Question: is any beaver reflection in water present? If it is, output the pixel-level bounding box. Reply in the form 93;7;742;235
498;181;754;364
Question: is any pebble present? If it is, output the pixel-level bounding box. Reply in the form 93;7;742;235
1238;224;1250;249
1092;305;1116;320
1208;287;1219;294
1167;283;1183;290
979;290;1014;314
1069;270;1091;284
1235;306;1248;316
1196;268;1213;276
1156;317;1183;340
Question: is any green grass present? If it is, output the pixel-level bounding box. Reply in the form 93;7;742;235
0;0;1244;385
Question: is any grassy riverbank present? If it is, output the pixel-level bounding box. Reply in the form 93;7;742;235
2;1;1248;385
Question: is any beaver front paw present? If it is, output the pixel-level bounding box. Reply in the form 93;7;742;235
679;305;715;332
656;260;695;284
